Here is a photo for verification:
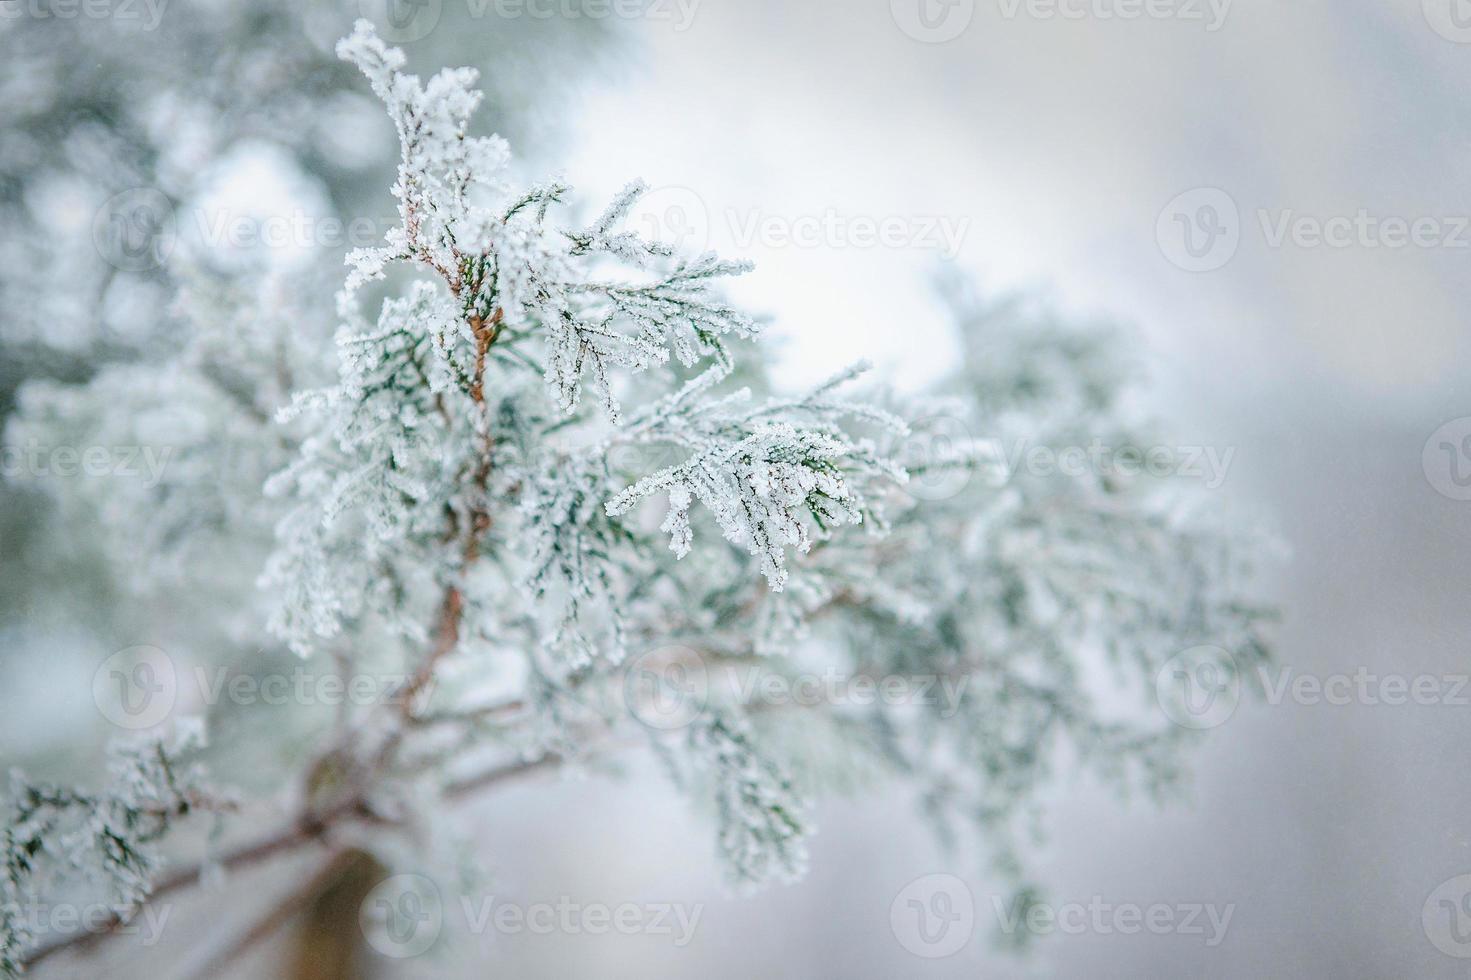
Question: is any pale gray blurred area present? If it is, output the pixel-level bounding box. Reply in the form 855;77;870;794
18;0;1471;977
522;1;1471;976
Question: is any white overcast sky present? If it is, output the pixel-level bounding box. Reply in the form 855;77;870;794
565;0;1471;424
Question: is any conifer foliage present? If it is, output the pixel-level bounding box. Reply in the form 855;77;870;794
0;23;1272;974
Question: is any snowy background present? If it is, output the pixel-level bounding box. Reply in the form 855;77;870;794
6;0;1471;976
459;5;1471;976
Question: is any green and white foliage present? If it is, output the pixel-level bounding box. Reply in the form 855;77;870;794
751;274;1276;883
260;22;1271;892
0;0;617;359
0;0;622;637
262;23;900;672
606;361;909;591
0;22;1274;973
687;712;809;889
1;726;221;978
4;264;334;646
254;21;907;880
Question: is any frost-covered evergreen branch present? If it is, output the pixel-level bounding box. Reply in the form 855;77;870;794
3;22;1274;973
605;361;908;591
249;20;903;896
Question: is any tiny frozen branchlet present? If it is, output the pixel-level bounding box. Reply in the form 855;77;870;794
1;729;223;978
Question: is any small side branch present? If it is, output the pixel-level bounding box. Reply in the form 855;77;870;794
19;749;568;973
